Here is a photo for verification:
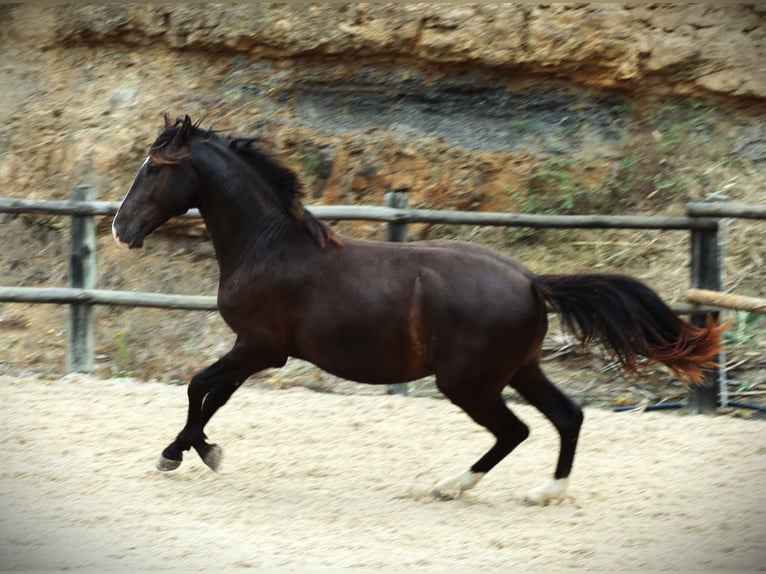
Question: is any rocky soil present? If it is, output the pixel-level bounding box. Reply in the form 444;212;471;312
0;4;764;410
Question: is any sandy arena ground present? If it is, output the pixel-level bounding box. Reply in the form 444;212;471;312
1;373;764;571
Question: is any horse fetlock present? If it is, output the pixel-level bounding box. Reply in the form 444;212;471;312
522;477;569;506
431;469;485;500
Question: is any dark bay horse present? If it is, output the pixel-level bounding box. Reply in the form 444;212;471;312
112;115;724;504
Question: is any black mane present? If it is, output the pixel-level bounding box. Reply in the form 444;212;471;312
153;117;338;248
225;137;305;219
223;136;339;248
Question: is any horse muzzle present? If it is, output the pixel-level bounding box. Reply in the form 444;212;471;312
112;221;143;249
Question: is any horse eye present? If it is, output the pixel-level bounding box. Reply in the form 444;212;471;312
145;162;159;177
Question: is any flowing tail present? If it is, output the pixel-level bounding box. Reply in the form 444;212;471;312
531;273;726;385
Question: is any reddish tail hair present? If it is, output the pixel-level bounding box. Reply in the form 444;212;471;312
532;273;726;385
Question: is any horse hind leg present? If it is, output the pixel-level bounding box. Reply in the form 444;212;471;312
509;362;583;505
431;380;530;500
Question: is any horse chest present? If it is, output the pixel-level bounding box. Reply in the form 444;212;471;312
217;276;285;328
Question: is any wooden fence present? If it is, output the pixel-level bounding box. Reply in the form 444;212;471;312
1;188;763;412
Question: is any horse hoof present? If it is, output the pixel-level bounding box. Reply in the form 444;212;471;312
203;444;223;472
430;469;485;501
521;478;569;506
430;487;458;501
156;455;182;472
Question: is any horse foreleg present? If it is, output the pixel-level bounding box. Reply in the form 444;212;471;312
157;345;259;472
188;379;247;471
509;363;583;505
157;366;228;472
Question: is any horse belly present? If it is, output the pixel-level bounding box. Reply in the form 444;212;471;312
319;361;430;386
298;322;432;386
296;306;431;384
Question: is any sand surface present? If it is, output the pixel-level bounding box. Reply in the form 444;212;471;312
1;373;764;571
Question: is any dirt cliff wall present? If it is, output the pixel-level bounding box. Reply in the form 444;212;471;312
1;3;764;214
42;3;766;97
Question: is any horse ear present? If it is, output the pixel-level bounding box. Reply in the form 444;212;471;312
163;113;173;130
173;115;195;145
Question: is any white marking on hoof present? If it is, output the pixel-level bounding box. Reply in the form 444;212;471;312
431;469;485;500
203;444;223;472
156;455;182;472
522;477;569;506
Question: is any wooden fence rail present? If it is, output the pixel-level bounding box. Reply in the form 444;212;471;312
0;286;217;310
686;201;766;220
0;196;719;229
687;289;766;314
2;189;760;412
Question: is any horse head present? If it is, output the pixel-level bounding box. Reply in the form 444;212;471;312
112;115;202;248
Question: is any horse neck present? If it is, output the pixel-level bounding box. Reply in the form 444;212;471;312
192;143;303;274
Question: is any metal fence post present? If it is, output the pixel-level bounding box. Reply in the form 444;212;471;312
688;221;721;413
66;185;96;373
385;186;410;396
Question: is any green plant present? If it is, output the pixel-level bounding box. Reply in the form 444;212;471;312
112;331;133;377
509;118;534;130
723;311;764;347
733;377;759;394
222;87;243;104
603;98;717;208
520;157;620;215
503;98;720;247
303;155;323;181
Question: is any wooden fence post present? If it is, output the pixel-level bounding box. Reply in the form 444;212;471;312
688;223;721;413
66;185;96;373
385;186;410;396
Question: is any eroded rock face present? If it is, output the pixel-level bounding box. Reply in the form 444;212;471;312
37;4;765;98
0;3;763;215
